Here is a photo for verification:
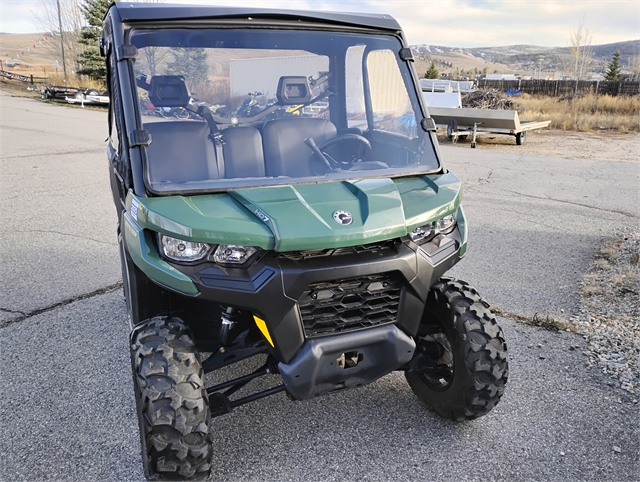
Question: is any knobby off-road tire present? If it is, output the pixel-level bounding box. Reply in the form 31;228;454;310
130;317;213;480
405;278;508;421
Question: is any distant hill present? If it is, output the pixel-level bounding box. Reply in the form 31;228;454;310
1;32;637;80
411;39;640;78
0;33;60;73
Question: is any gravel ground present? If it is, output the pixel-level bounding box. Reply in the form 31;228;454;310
571;229;640;396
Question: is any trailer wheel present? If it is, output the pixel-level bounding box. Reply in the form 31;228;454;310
130;317;213;480
470;141;476;148
516;131;526;145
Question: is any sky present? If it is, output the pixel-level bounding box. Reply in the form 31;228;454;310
1;0;638;48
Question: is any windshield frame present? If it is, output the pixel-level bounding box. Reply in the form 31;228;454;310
124;22;442;196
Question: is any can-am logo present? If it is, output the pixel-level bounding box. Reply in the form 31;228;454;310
332;210;353;226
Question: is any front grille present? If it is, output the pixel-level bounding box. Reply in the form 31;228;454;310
278;240;396;262
299;273;403;338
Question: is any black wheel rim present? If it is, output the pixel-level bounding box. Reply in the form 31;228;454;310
416;329;455;391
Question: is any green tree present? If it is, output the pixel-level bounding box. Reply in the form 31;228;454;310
165;48;210;93
424;61;439;79
76;0;111;83
604;50;622;81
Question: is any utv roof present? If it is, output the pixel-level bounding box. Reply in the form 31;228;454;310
111;2;402;32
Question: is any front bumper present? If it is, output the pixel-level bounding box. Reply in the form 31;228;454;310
123;211;465;365
279;324;415;400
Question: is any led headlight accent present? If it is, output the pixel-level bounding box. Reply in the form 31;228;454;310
160;235;210;262
435;214;456;234
409;222;434;244
409;212;458;245
213;244;258;265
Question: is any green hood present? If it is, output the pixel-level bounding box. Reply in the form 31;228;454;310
127;173;462;252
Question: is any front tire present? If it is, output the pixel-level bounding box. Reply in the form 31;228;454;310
406;278;508;421
130;317;213;480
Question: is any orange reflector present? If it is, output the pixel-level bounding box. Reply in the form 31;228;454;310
253;315;274;347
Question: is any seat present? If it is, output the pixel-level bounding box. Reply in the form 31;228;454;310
262;118;337;177
221;126;265;179
144;121;218;184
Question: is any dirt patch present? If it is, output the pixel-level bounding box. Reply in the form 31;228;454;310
437;129;640;163
572;231;640;396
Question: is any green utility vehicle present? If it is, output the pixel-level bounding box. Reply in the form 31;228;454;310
101;3;508;480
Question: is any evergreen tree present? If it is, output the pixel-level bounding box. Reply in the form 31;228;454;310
604;50;622;81
424;61;439;79
165;48;210;92
76;0;111;83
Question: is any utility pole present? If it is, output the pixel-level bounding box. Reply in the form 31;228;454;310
56;0;68;80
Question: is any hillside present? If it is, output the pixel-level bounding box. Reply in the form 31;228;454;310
412;39;640;78
1;32;638;80
0;33;60;73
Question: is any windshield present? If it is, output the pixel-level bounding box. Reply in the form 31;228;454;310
130;28;439;194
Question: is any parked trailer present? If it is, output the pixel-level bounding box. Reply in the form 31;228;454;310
427;106;551;147
66;90;110;106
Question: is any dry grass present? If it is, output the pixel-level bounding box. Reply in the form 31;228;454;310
515;93;640;133
43;73;105;90
489;305;578;332
581;284;602;296
601;246;621;260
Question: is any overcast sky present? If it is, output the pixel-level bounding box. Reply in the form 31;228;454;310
1;0;638;47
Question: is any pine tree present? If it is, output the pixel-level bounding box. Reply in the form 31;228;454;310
604;50;622;81
76;0;111;83
165;48;210;92
424;61;439;79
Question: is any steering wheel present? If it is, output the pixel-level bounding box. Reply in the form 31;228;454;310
317;134;372;163
307;133;374;175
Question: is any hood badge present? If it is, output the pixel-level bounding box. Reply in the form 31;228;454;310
333;210;353;226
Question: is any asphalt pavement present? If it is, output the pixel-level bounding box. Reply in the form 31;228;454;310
0;90;638;481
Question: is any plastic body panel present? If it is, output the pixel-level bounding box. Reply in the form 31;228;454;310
278;325;415;400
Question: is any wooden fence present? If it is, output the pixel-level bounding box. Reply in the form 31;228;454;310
477;79;640;97
1;70;48;84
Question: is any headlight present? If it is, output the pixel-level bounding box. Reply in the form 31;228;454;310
160;235;210;262
435;214;456;234
409;222;434;244
409;212;457;245
213;244;258;265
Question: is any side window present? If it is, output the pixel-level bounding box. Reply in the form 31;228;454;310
365;49;417;138
109;103;119;152
345;45;366;129
107;51;121;153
